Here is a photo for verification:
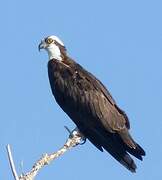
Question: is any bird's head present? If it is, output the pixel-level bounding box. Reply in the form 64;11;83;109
38;35;66;61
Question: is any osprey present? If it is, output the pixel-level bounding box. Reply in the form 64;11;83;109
38;35;145;172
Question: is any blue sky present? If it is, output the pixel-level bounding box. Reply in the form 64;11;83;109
1;0;162;179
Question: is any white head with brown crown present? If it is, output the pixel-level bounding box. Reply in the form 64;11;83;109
39;35;66;61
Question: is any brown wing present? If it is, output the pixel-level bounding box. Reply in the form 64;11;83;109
48;59;145;172
74;62;131;132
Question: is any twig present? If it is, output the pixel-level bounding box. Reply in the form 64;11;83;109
6;144;20;180
7;128;84;180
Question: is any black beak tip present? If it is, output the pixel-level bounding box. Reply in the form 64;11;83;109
38;44;41;52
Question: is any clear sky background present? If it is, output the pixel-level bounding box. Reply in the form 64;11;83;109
0;0;162;179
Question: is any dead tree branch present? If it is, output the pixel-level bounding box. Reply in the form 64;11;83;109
6;144;19;180
7;128;84;180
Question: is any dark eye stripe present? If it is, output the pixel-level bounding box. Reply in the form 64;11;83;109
45;37;48;43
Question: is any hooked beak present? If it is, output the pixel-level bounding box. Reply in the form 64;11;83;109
38;41;46;52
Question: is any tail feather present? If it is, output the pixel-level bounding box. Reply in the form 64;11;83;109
126;143;146;160
117;130;145;161
120;154;137;172
100;135;137;173
84;128;137;172
115;133;146;161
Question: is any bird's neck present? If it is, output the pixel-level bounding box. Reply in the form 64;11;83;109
47;45;62;61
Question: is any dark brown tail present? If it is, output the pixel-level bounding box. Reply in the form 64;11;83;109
99;133;138;172
84;128;145;173
125;142;146;160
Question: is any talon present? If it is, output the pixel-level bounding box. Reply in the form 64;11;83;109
79;138;86;145
64;126;71;134
64;126;86;145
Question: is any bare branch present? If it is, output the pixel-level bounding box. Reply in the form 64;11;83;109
7;128;84;180
6;144;20;180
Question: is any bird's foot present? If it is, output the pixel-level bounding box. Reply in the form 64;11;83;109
64;126;86;146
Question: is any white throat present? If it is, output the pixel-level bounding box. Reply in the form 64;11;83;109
46;44;62;61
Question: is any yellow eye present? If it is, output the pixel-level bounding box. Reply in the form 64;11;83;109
46;38;54;44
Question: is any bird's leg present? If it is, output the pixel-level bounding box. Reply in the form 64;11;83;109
64;126;86;145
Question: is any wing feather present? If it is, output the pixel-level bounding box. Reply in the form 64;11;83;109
74;64;128;132
47;59;145;172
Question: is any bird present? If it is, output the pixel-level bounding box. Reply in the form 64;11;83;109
38;35;145;173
